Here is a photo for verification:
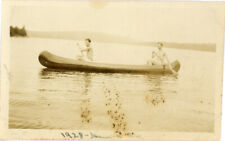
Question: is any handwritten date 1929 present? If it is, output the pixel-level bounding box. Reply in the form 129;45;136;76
61;132;83;139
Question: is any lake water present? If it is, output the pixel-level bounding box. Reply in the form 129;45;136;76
9;37;215;134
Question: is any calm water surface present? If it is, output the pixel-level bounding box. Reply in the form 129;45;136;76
9;38;215;133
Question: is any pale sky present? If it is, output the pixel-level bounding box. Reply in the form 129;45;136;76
9;1;224;43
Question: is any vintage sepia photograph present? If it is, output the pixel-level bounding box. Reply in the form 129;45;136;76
0;0;225;140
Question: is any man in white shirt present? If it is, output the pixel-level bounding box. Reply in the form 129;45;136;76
155;42;177;75
76;38;94;62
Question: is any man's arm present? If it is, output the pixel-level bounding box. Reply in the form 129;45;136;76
81;48;88;52
77;43;88;52
81;46;92;52
154;52;161;61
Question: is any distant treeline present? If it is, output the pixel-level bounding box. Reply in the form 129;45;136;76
29;30;216;52
10;26;27;37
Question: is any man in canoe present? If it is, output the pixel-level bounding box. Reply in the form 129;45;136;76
148;42;177;75
146;51;160;65
76;38;94;61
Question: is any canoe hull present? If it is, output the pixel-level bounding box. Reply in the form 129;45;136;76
38;51;180;74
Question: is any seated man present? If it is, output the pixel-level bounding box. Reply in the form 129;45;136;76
155;42;177;75
76;38;94;61
155;42;167;66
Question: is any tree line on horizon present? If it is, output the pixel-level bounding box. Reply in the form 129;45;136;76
10;26;27;37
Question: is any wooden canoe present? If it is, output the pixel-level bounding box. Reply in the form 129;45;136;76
38;51;180;74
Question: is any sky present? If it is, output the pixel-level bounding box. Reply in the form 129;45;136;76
9;1;224;43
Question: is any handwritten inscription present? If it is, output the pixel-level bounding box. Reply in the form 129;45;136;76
61;132;109;139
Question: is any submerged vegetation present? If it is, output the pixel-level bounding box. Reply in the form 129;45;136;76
10;26;27;37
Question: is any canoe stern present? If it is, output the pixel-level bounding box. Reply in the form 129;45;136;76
171;60;181;72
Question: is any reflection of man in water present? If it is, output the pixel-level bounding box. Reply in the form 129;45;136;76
80;73;92;123
77;38;94;61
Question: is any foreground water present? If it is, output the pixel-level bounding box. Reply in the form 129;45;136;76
9;38;215;133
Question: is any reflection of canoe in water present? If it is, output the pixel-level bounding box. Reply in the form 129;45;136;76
38;51;180;74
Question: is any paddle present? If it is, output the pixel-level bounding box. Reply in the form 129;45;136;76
164;55;178;76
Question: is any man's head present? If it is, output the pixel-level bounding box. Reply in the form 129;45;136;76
85;38;91;46
157;42;163;50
